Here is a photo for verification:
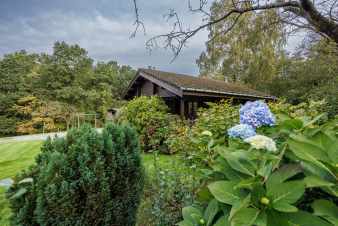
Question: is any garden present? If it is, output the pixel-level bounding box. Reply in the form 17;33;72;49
0;96;337;226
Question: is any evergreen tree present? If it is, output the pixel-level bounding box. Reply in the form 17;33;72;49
8;123;144;226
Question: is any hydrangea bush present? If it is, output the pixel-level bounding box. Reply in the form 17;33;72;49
179;100;338;226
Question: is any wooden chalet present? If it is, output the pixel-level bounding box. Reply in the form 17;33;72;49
124;68;276;119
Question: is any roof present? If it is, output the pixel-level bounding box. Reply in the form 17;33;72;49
125;68;276;100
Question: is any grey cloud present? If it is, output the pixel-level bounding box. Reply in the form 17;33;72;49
0;1;209;74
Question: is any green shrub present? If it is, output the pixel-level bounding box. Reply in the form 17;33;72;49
193;100;239;139
179;104;338;226
118;96;172;152
167;100;239;165
137;153;199;226
8;123;144;226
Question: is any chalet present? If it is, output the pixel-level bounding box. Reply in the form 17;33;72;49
124;68;276;118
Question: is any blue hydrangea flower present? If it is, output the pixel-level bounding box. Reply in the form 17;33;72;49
239;101;276;128
227;124;256;139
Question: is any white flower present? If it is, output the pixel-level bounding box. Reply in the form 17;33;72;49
244;135;277;152
201;130;213;136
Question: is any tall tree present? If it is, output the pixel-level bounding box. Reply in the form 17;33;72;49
0;51;38;136
197;1;285;91
270;40;338;115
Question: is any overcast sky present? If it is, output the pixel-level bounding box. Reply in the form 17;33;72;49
0;0;212;75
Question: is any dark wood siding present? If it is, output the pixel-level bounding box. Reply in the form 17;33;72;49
140;80;154;96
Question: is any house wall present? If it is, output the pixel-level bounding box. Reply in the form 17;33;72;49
158;87;176;97
140;80;154;96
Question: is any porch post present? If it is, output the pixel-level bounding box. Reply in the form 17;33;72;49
180;99;185;118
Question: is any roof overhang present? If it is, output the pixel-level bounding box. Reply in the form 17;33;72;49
123;70;183;99
124;69;277;101
182;87;277;100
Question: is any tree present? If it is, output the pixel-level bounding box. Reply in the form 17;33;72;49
132;0;338;57
0;51;38;136
34;41;93;104
0;42;136;136
8;123;144;226
270;40;338;116
197;0;286;91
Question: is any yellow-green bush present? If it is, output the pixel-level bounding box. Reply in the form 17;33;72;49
118;96;172;152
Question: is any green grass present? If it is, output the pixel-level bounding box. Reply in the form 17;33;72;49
0;140;182;226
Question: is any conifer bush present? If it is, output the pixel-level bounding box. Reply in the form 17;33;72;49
8;123;144;226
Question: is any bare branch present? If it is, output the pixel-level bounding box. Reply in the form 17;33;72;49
188;0;211;17
130;0;146;38
147;1;301;59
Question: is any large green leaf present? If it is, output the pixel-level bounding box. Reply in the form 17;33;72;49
267;210;291;226
288;135;335;178
220;151;256;177
286;210;333;226
311;131;338;164
312;199;338;225
213;216;230;226
266;164;302;189
208;181;244;205
230;207;260;226
177;221;193;226
212;157;245;181
204;199;219;226
288;134;330;162
272;201;298;213
229;194;251;220
304;175;335;188
254;211;267;226
182;206;203;224
267;180;305;204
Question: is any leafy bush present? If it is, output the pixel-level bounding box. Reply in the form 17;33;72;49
118;96;172;152
193;100;239;139
137;153;199;226
8;123;144;226
166;100;239;165
179;101;338;226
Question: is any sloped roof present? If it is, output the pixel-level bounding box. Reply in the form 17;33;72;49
134;68;275;99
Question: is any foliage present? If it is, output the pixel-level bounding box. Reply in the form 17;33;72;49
0;42;135;136
7;123;144;226
0;140;182;226
137;152;198;226
268;40;338;117
197;0;285;91
179;101;338;226
194;100;239;139
165;118;191;154
118;96;172;152
187;100;239;164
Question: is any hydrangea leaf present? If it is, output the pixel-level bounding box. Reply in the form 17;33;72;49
182;206;203;224
208;181;244;205
304;175;335;188
312;199;338;225
266;164;302;189
229;194;251;220
272;201;298;213
285;210;333;226
213;216;230;226
203;199;219;226
267;180;305;205
230;207;260;226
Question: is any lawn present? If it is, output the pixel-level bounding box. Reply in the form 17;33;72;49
0;140;182;226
